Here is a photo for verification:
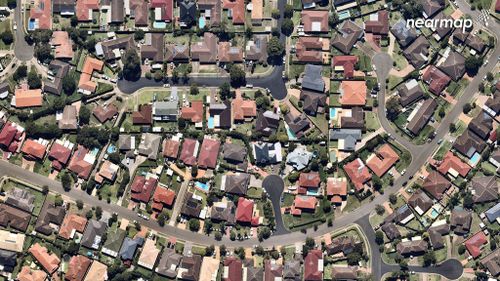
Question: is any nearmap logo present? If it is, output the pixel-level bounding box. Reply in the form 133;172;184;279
406;18;473;33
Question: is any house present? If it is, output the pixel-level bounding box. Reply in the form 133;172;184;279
223;173;250;195
465;231;488;258
450;208;472;235
286;146;313;171
131;175;158;203
301;10;328;33
35;202;66;236
291;195;317;215
180;138;199;166
191;33;218;63
403;36;430;69
152;185;176;211
210;201;236;223
485;203;500;223
253;142;282;165
0;249;17;273
397;79;425;107
484;93;500;117
422;65;451;95
364;10;389;36
283;258;301;281
0;229;25;253
344;158;371;191
245;35;268;63
120;237;145;262
326;177;347;205
265;260;283;281
93;104;118;123
138;133;162;160
156;248;183;278
329;129;361;151
222;143;247;167
4;188;35;213
232;97;257;122
468;110;493;139
304;249;323;281
53;0;75;15
256;110;280;136
431;12;453;41
163;138;181;159
284;112;311;139
44;60;70;96
166;44;190;61
141;33;165;63
246;266;264;281
421;0;444;18
76;0;100;21
470;176;498;203
21;139;47;161
0;82;10;99
153;101;179;121
423;171;451;200
223;256;242;281
83;261;108;281
17;266;47;281
68;145;95;179
181;100;204;124
299;172;321;190
428;224;450;249
96;36;135;61
396;239;428;256
110;0;125;23
58;214;87;240
81;219;107;250
453;129;486;158
295;37;326;64
198;138;221;169
438;51;466;81
29;0;52;30
138;239;161;269
331;266;358;280
340;107;364;129
436;151;471;178
0;204;31;232
13;88;43;108
179;0;197;27
29;243;60;274
200;257;220;281
102;228;126;257
250;0;263;24
332;55;358;79
452;29;469;45
366;144;399;177
66;255;92;281
130;0;149;26
381;223;401;240
78;57;104;94
481;248;500;277
181;192;203;217
132;104;153;125
300;90;327;116
94;160;119;184
236;197;254;224
406;98;438;135
150;0;174;22
58;105;78;130
331;20;363;54
218;42;244;63
118;135;135;152
209;101;232;129
326;236;360;256
490;149;500;170
407;189;433;216
0;122;23;153
223;0;245;25
384;204;414;225
178;254;202;280
51;31;74;60
339;81;367;106
466;35;486;54
390;20;418;48
302;64;325;92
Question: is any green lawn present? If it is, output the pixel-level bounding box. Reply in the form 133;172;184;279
365;111;381;132
0;19;11;50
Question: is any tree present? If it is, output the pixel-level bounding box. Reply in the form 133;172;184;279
486;72;494;82
13;64;27;81
95;206;103;219
373;176;383;192
271;9;280;19
464;56;483;76
61;172;72;191
463;103;472;114
346;252;362;266
190;84;199;96
108;152;121;164
386;96;401;121
389;194;397;205
438;107;445;118
267;37;285;63
479;82;485;93
172;68;179;83
375;204;385;215
463;193;473;209
35;44;53;63
0;31;13;45
79;105;91;125
7;0;16;9
458;245;466;255
281;18;294;36
229;65;246;88
423;251;436;266
191;165;198;177
219;82;232;100
122;49;141;81
54;194;64;206
134;30;145;41
42;185;49;194
449;123;456;132
76;200;84;210
154;71;162;81
188;218;200;232
245;26;253;39
284;4;293;18
375;231;384;245
62;73;76;95
70;15;78;27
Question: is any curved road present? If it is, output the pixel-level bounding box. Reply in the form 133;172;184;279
262;175;288;235
13;0;34;61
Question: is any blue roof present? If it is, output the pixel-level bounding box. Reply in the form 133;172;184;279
485;203;500;223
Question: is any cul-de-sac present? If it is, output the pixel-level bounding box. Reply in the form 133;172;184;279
0;0;498;280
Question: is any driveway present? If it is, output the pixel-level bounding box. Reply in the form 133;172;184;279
13;0;34;61
262;175;288;235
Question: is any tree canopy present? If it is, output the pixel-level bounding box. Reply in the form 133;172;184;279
122;49;141;81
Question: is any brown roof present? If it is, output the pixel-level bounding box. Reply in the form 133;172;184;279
163;139;180;159
0;204;31;232
471;176;499;203
180;138;198;166
232;97;256;121
165;44;190;61
481;248;500;277
364;10;389;35
406;98;437;135
422;65;451;95
59;105;78;130
223;0;245;24
66;255;92;281
140;33;164;62
407;189;433;215
218;42;244;63
453;129;486;158
422;171;451;200
131;0;149;26
436;151;471;178
92;104;118;123
198;138;221;169
191;33;218;63
331;21;363;54
299;172;321;188
295;37;323;63
301;10;328;33
132;104;153;125
59;214;88;239
438;51;466;81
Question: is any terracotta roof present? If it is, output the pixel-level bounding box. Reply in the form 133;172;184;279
181;100;204;123
76;0;99;21
179;138;198;166
232;97;256;121
422;65;451;95
340;81;367;106
301;10;328;33
465;231;488;258
68;145;94;179
95;160;119;184
93;104;118;123
14;88;43;108
150;0;174;21
423;171;451;200
66;255;92;281
29;0;52;29
326;177;347;201
251;0;263;20
83;261;107;281
130;176;158;203
436;151;471;178
223;0;245;24
78;57;104;93
59;213;88;239
293;195;317;211
364;10;389;35
236;197;254;223
21;139;46;160
299;172;321;188
366;144;399;177
51;31;74;59
295;37;323;63
163;139;180;159
29;243;60;274
132;104;153;125
304;249;323;281
344;158;371;191
332;55;358;79
198;138;221;169
152;186;176;211
218;42;244;63
17;266;47;281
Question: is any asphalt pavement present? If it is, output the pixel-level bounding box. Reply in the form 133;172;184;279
13;0;34;61
262;175;288;235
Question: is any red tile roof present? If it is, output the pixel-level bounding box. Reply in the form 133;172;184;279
301;10;328;33
29;243;60;274
366;144;399;177
76;0;99;21
326;177;347;199
48;142;72;169
51;31;74;60
344;158;372;191
232;97;257;121
340;81;367;106
436;151;471;178
181;101;204;123
236;197;254;223
68;145;93;179
79;57;104;93
150;0;173;21
92;104;118;123
179;138;198;166
293;195;317;211
14;88;43;108
59;214;88;240
299;172;321;188
198;138;221;169
21;139;46;160
131;176;158;203
295;37;323;63
422;66;451;95
66;255;92;281
223;256;243;281
223;0;245;24
464;231;488;258
152;186;176;211
0;122;20;151
333;56;358;79
29;0;52;29
17;266;47;281
163;139;180;159
304;249;323;281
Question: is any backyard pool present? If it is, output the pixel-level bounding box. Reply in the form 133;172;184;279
338;10;351;20
208;117;214;129
286;126;297;141
307;189;319;196
153;21;167;29
199;17;206;29
469;152;481;167
107;145;117;154
329;108;337;119
195;181;210;192
28;20;36;31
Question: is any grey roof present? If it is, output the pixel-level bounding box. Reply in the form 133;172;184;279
44;60;70;95
256;111;280;136
283;259;302;280
138;133;162;160
179;0;197;25
81;219;107;249
439;51;466;81
381;223;401;241
428;224;449;249
246;35;268;63
59;105;78;130
111;0;125;22
181;192;202;217
209;201;235;223
35;203;66;236
329;129;362;151
398;79;424;107
224;173;250;195
406;98;438;135
340;107;364;129
302;64;325;93
0;82;10;95
486;203;500;223
420;0;444;18
390;20;418;48
286;146;312;171
481;248;500;277
5;188;36;213
468;110;492;139
300;90;327;116
471;176;499;203
153;101;179;116
253;142;281;165
450;208;472;235
284;112;311;139
102;228;126;257
0;249;16;272
156;248;183;278
98;36;135;61
246;266;264;281
209;100;231;128
119;237;144;261
52;0;75;14
141;33;164;63
407;189;433;214
118;135;133;151
485;93;500;116
466;35;486;53
403;36;430;69
222;143;247;164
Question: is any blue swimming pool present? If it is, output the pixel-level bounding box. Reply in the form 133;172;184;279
430;208;439;219
199;17;206;29
107;145;117;154
329;108;337;119
208;117;214;129
307;189;319;196
469;152;481;166
286;126;297;141
195;181;210;192
153;21;167;29
338;10;351;20
28;20;36;30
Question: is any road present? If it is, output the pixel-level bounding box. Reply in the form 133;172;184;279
13;0;34;61
262;175;288;235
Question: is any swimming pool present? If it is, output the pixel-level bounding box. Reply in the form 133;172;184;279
208;117;214;129
338;10;351;20
153;21;167;29
199;17;206;29
307;189;319;196
286;126;297;141
107;145;117;154
469;152;481;167
195;181;210;192
28;20;36;31
329;108;337;119
430;208;439;219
